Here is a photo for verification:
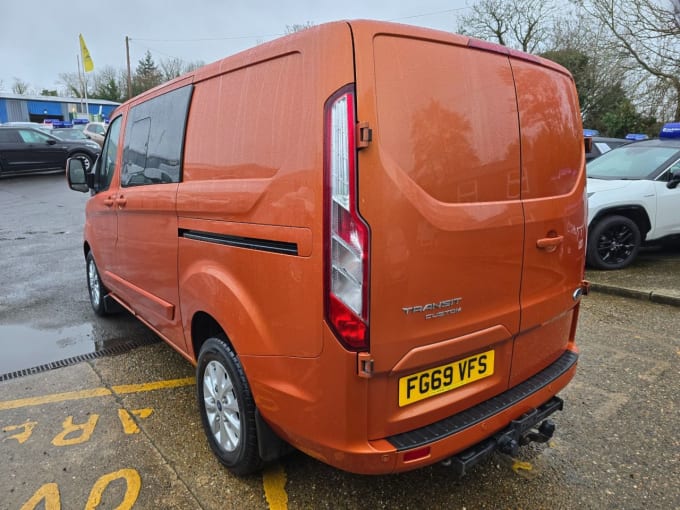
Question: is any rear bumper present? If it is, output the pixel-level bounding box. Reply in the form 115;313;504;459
321;349;578;474
387;350;577;451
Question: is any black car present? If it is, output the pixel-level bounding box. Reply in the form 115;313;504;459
0;126;101;177
585;136;631;161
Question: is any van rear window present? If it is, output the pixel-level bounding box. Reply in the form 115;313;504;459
373;36;521;203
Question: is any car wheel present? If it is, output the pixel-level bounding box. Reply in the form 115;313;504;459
587;215;641;270
86;252;109;316
197;336;262;475
71;152;93;172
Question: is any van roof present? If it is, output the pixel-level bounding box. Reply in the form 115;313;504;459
114;20;573;115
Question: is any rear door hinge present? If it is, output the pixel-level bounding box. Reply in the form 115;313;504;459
357;352;374;378
356;121;372;150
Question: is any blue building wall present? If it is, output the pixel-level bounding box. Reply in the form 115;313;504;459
0;94;120;123
27;100;63;116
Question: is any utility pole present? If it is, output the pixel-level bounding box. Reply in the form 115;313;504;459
126;36;132;99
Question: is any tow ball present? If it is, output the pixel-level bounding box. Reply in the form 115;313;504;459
497;419;556;457
441;397;563;476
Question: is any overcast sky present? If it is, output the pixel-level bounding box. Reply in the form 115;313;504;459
0;1;471;94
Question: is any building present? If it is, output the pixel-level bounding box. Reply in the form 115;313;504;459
0;92;120;124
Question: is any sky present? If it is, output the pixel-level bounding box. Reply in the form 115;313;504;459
0;1;471;95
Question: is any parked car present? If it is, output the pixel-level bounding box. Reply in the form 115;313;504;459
0;126;100;176
586;123;680;269
67;20;586;476
52;127;92;142
1;121;52;133
586;136;631;161
82;122;107;146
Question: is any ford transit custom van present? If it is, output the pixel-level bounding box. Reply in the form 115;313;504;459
67;20;588;475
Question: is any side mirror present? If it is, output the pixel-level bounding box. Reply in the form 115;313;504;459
66;157;90;193
667;170;680;189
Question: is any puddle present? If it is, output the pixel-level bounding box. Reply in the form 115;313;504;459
0;323;134;376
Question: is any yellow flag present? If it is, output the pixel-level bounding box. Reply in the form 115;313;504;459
79;34;94;72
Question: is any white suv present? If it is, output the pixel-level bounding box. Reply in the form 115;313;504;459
586;126;680;269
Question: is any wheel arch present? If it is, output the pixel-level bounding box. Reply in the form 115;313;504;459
589;205;651;242
190;308;290;465
180;265;273;361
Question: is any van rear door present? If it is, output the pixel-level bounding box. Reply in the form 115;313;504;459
511;59;586;386
351;23;524;438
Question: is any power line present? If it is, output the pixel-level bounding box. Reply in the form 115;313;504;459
127;7;471;45
131;34;283;43
388;6;470;22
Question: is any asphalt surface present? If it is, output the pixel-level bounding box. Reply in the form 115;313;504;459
586;241;680;307
0;173;678;509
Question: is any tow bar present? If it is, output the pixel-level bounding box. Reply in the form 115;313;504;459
441;397;563;477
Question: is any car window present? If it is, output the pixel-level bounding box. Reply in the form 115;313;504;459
97;116;123;191
587;145;680;180
53;129;88;141
17;129;52;144
664;159;680;179
122;117;151;185
121;85;192;187
0;130;20;143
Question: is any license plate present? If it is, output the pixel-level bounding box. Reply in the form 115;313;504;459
398;350;495;407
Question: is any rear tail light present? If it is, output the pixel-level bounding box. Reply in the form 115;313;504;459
324;85;370;351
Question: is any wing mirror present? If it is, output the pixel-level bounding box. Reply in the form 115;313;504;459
667;169;680;189
66;157;91;193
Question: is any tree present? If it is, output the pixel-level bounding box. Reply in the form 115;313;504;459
285;21;315;34
12;78;30;95
40;89;58;96
58;72;85;98
132;51;163;96
92;66;125;102
457;0;559;53
160;57;205;82
574;0;680;121
600;98;659;138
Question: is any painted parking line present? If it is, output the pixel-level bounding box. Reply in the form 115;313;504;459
0;377;195;411
1;376;289;510
263;464;288;510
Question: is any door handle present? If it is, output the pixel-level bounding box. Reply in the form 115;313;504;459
103;195;115;207
115;195;127;207
536;235;564;252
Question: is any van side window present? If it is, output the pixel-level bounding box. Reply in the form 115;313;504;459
97;116;122;191
121;85;192;187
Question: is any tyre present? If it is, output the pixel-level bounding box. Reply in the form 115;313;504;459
71;152;94;172
86;252;109;316
587;215;641;270
197;336;262;475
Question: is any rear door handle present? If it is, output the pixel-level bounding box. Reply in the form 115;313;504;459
536;235;564;251
115;195;127;207
103;195;115;207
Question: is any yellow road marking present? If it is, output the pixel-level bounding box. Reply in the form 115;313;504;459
263;464;288;510
2;376;291;510
0;377;195;411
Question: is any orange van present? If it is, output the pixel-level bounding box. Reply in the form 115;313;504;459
67;20;588;476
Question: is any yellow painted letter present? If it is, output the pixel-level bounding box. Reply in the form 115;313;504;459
52;415;99;446
3;421;37;444
85;468;141;510
19;482;60;510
